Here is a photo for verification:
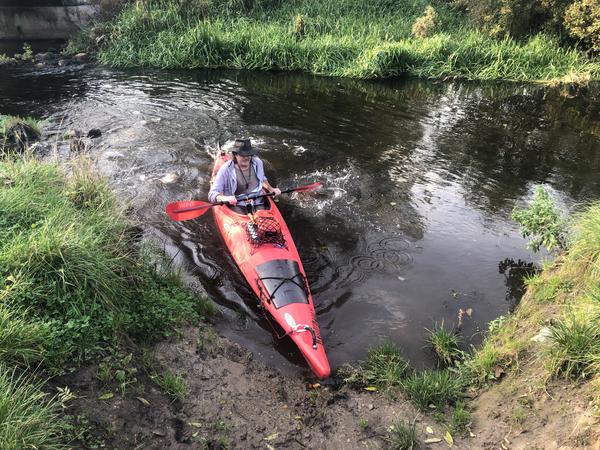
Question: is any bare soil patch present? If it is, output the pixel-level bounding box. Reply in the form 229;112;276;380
55;325;467;449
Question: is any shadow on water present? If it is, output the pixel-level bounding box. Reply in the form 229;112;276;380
1;64;599;374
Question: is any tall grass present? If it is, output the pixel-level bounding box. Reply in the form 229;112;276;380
0;365;63;450
0;157;213;367
74;0;600;81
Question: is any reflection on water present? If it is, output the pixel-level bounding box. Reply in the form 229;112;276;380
1;64;599;374
498;258;538;312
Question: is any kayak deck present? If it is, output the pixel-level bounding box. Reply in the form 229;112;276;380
210;150;330;379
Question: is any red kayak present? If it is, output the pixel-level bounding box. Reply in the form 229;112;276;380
210;149;330;379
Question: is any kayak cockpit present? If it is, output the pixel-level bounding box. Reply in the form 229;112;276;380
256;259;309;309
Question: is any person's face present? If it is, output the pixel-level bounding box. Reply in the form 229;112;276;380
235;153;252;169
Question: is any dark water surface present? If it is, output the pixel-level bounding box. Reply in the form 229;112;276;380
2;63;599;376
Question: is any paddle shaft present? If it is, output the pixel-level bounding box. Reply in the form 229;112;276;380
173;186;312;214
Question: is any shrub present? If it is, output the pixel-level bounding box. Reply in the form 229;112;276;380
564;0;600;52
412;5;437;38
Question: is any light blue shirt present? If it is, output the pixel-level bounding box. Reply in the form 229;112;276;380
208;157;267;205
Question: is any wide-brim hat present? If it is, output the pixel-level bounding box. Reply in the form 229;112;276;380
232;138;257;156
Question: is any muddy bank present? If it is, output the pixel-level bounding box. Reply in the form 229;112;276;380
55;325;467;449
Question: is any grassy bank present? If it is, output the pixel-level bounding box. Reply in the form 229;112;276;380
70;0;600;81
0;153;214;447
469;201;600;390
343;199;600;442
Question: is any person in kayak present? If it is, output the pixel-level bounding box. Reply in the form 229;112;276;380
208;138;281;213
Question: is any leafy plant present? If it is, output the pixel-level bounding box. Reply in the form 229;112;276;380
21;43;33;61
512;185;565;252
564;0;600;52
450;401;472;434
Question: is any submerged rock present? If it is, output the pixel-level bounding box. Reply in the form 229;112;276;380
1;122;41;154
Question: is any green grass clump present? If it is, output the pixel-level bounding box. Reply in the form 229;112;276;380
450;401;472;435
0;365;63;449
385;419;417;450
0;157;214;367
402;369;461;409
361;342;409;389
426;322;460;367
72;0;600;82
0;304;50;367
547;311;600;379
151;371;187;400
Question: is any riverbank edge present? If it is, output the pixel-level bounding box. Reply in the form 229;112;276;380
62;1;600;84
463;203;600;446
0;150;466;448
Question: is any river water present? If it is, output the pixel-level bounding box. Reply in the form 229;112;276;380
2;62;599;376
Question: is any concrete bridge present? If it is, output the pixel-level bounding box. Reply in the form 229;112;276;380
0;0;99;42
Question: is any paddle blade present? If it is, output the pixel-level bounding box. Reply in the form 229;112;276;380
165;200;213;221
289;182;322;193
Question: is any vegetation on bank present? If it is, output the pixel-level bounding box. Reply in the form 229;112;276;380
0;143;214;447
344;190;600;444
66;0;600;82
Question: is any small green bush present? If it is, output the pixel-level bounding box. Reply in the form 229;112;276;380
412;5;437;38
450;401;472;434
512;185;565;252
151;371;187;400
564;0;600;52
362;342;410;388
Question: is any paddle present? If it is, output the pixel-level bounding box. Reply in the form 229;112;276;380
165;182;322;221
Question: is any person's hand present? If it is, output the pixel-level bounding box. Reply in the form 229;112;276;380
271;188;282;196
221;195;237;205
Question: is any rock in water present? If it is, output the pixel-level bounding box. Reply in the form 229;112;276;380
160;173;179;184
3;123;41;153
87;129;102;138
